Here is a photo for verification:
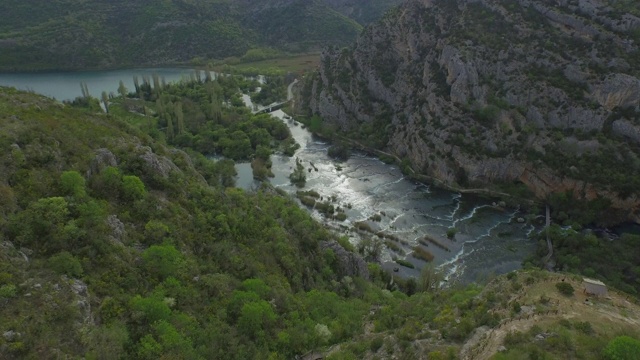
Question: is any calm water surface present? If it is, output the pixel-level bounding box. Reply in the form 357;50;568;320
0;68;198;101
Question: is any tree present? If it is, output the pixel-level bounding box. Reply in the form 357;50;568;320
152;73;161;95
144;220;170;244
603;336;640;360
80;82;90;99
118;81;128;99
130;294;172;324
49;251;83;277
84;324;129;360
241;279;271;299
238;300;277;340
289;158;306;187
142;245;183;280
9;196;81;255
122;175;146;201
92;166;122;200
175;102;185;135
166;116;175;142
101;91;110;113
137;334;162;360
133;76;140;94
357;238;382;261
419;263;442;293
60;170;86;197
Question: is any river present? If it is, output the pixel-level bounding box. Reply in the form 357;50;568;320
0;70;538;284
241;95;538;284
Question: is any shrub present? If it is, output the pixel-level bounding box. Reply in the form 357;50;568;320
446;227;457;239
412;246;434;262
122;175;146;201
370;336;384;352
60;171;86;197
334;213;347;221
0;284;17;298
574;321;593;335
512;301;521;313
49;251;84;277
142;245;184;281
327;144;350;161
395;259;415;269
603;336;640;360
555;282;574;296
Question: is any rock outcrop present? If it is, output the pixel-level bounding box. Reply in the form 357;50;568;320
87;148;118;177
297;0;640;223
320;240;370;280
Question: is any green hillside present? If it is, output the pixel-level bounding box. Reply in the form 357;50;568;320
1;73;640;358
0;0;366;71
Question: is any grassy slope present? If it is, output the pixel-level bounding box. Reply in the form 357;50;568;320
482;272;640;360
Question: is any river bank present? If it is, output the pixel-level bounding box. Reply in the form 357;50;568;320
236;106;540;284
293;118;543;209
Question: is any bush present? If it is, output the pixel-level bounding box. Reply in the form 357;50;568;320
60;171;86;197
327;144;350;161
0;284;17;298
49;251;84;277
370;336;384;352
446;227;457;239
603;336;640;360
574;321;593;335
122;175;146;201
395;259;415;269
412;246;434;262
512;301;521;313
555;282;574;296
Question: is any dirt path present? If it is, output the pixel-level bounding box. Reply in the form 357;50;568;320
461;274;640;360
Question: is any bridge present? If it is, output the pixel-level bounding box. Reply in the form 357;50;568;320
252;99;291;114
251;79;298;114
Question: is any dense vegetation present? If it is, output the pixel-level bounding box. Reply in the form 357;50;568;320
0;84;363;358
0;83;502;359
528;225;640;296
1;70;640;358
0;0;403;71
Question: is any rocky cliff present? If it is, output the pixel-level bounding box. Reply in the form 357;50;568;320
297;0;640;223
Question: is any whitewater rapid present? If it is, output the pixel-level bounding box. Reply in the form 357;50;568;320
237;109;537;284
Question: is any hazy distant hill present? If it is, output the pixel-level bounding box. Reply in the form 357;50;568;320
0;0;400;71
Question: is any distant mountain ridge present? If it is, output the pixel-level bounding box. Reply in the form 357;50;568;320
0;0;401;71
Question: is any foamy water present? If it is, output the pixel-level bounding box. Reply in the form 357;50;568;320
236;109;539;284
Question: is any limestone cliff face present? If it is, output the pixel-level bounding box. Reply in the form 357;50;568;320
297;0;640;222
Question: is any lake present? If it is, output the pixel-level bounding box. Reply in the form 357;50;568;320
0;68;200;101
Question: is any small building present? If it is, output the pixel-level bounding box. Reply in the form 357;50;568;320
583;278;607;296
